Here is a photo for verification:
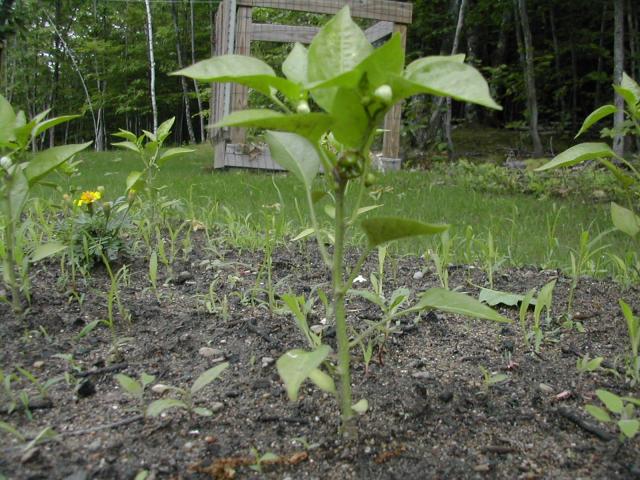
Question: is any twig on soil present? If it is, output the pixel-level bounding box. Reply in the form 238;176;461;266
75;362;128;378
60;414;144;436
555;406;614;441
256;415;310;425
246;323;276;344
0;398;52;414
482;445;518;454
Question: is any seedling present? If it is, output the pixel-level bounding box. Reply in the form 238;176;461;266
0;422;57;452
115;372;156;415
576;355;604;376
478;365;508;394
146;363;228;418
176;7;507;435
249;447;279;473
530;280;556;353
586;389;640;442
619;300;640;385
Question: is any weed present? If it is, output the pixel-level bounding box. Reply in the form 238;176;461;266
586;389;640;442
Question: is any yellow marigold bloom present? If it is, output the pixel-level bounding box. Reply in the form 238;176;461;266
76;190;102;207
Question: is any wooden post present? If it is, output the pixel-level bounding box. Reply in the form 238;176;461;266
212;0;230;168
382;23;406;161
230;6;252;144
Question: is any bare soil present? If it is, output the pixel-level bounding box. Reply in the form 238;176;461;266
1;235;639;479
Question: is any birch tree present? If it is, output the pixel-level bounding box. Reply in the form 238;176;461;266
144;0;158;134
613;0;625;156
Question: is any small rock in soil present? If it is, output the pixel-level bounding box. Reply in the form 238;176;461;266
538;383;554;394
199;347;223;358
438;391;454;403
152;384;170;394
77;379;96;398
64;471;88;480
175;271;193;284
412;371;433;380
261;356;275;368
210;401;224;413
32;360;45;369
413;271;424;280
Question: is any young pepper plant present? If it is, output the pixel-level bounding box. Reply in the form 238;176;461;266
175;7;507;435
0;94;91;313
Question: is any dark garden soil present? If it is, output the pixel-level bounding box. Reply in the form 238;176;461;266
1;233;639;479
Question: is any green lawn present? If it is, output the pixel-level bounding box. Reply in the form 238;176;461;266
57;144;636;279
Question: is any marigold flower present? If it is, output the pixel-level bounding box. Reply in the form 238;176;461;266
76;190;102;207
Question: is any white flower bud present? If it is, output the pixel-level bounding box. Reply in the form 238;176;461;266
296;101;310;114
0;156;12;170
373;84;393;104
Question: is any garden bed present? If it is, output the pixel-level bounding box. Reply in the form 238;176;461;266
1;235;639;479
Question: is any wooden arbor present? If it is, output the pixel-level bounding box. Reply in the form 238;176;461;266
211;0;413;170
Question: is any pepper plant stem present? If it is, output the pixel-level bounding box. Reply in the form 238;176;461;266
2;187;22;314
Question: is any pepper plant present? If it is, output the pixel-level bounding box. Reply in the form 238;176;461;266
176;7;508;435
0;94;91;313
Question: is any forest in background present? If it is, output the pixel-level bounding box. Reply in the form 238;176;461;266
0;0;639;158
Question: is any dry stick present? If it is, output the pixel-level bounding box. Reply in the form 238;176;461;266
60;414;144;437
75;362;128;378
555;406;614;441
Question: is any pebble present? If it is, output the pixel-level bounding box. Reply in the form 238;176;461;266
538;383;554;394
199;347;224;358
261;356;275;368
32;360;45;369
152;384;171;394
183;441;194;451
412;371;433;380
413;271;424;280
211;401;224;413
175;271;193;284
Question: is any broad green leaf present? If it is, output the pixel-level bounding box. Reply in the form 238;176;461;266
115;373;143;397
191;362;229;395
112;129;138;143
536;143;616;171
0;94;16;144
140;373;156;388
126;171;143;192
586;405;611;422
4;166;28;222
215;110;332;141
404;54;465;77
610;202;640;238
276;345;332;401
142;130;157;142
146;399;187;417
533;280;555;320
413;288;511;323
618;419;639;439
402;60;501;110
575;105;616;138
361;216;448;247
30;242;67;262
156;117;175;143
193;407;213;416
33;115;81;138
621;72;640;105
330;88;369;147
308;6;373;111
352;398;368;414
596;389;623;414
263;131;320;190
25;142;92;185
173;55;300;101
283;43;309;84
158;147;194;166
479;287;537;307
307;368;336;395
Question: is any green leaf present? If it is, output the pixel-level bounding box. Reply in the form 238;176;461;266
404;54;465;77
618;419;639;439
0;94;17;145
349;289;385;308
0;420;24;441
3;166;28;223
598;158;635;188
156;117;175;143
276;345;332;401
126;171;143;192
330;88;369;147
146;399;187;417
76;319;103;338
193;407;213;417
611;202;640;238
596;389;624;414
190;362;229;395
361;216;448;247
25;142;92;185
535;143;616;171
585;404;611;423
401;59;501;110
413;288;511;323
352;398;368;414
307;368;336;395
263;131;320;190
140;373;155;388
115;374;143;397
23;427;56;452
112;129;138;143
216;110;332;141
621;72;640;104
479;287;537;307
33;115;81;138
307;6;373;111
112;140;141;154
575;105;616;138
283;43;308;84
30;242;67;262
158;147;194;167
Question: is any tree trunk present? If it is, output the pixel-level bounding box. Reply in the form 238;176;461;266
516;0;543;157
627;0;637;83
0;0;16;70
445;0;467;159
548;6;567;127
594;3;608;108
144;0;158;135
171;0;196;144
191;0;206;142
613;0;625;156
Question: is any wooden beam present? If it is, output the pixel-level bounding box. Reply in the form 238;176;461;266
382;23;406;159
236;0;412;24
364;20;393;43
230;6;252;144
251;23;319;43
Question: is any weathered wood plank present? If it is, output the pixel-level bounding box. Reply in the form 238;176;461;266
224;144;286;170
382;23;406;160
251;23;319;44
364;20;393;43
230;6;251;144
236;0;412;24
